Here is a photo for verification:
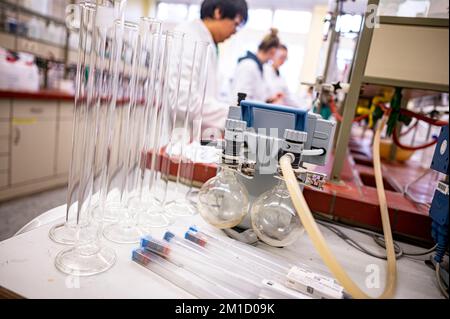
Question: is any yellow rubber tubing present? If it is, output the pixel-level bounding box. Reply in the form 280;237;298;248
280;115;397;299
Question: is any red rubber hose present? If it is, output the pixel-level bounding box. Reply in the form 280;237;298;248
329;98;369;123
392;126;438;151
399;119;418;137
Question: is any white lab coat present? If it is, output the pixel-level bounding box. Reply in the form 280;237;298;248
264;64;303;108
230;52;271;103
174;20;229;133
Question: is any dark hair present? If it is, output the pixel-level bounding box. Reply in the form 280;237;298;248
200;0;248;24
258;28;280;52
279;44;288;51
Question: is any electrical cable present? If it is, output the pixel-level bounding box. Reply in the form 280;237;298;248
314;215;437;259
436;263;449;299
372;235;437;256
316;220;403;260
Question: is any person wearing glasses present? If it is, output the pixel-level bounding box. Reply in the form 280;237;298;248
230;28;285;105
175;0;248;133
264;44;303;108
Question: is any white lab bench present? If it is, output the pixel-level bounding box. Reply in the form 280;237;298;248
0;204;444;299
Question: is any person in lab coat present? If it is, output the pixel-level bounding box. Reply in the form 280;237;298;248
174;0;248;134
230;28;284;104
264;44;304;108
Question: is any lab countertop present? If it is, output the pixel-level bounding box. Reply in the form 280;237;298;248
0;89;74;101
0;203;444;299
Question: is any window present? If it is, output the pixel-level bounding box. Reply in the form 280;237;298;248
187;4;200;21
246;9;273;31
335;14;362;34
156;3;188;23
273;10;312;34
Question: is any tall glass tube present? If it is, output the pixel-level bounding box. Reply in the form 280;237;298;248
54;0;126;276
164;39;210;217
138;31;185;229
102;21;146;244
127;19;162;213
49;2;98;245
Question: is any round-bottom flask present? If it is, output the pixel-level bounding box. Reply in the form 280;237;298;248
250;179;304;247
198;168;249;229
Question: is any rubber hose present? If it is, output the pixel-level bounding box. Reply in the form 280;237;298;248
279;115;397;299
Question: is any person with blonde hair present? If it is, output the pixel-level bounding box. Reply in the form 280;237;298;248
264;44;304;108
230;28;284;103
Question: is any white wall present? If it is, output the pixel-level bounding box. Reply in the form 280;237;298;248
299;5;329;87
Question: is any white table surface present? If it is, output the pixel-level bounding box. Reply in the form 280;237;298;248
0;205;444;299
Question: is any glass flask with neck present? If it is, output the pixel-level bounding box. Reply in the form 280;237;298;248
198;166;249;229
250;177;304;247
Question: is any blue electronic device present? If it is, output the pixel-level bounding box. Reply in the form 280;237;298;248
429;125;449;263
431;125;449;175
240;100;308;138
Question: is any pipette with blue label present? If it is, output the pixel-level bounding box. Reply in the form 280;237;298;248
132;248;234;299
141;234;261;297
184;228;287;282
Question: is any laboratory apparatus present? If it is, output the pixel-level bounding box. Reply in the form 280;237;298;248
49;2;99;245
54;0;126;276
259;280;312;299
137;30;185;228
186;226;346;299
184;228;287;282
159;232;263;296
132;248;239;299
142;236;255;297
164;39;210;218
101;21;142;244
125;18;163;223
428;125;449;298
188;226;291;273
198;94;336;247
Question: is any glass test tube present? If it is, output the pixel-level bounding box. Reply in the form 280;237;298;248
138;31;185;228
184;229;287;282
132;248;239;299
157;233;262;296
54;0;126;276
140;237;252;298
164;39;210;217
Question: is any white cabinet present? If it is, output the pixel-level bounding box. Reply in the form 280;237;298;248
10;100;57;185
56;102;73;176
56;119;73;175
11;120;57;184
0;100;11;188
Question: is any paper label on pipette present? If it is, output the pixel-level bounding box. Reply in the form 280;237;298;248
286;266;344;299
259;280;312;299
